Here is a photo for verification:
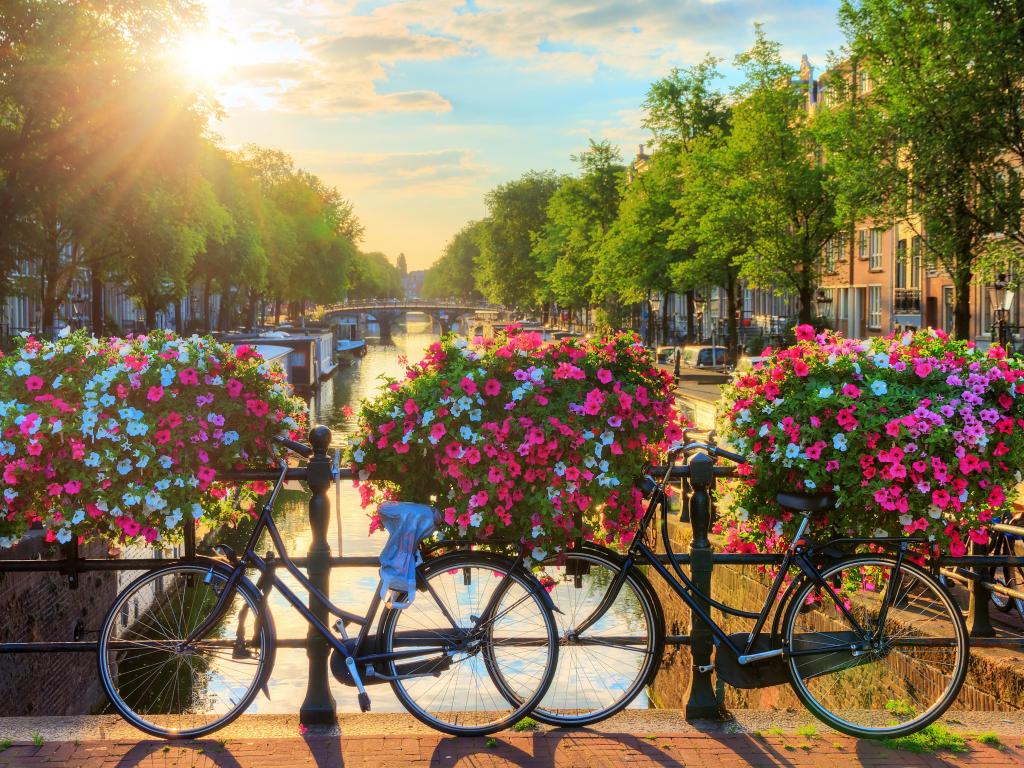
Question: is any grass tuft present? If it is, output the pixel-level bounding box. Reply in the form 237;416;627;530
884;699;915;718
880;724;968;754
973;732;1001;748
30;731;43;748
512;717;537;732
796;725;819;739
0;739;11;753
485;738;498;749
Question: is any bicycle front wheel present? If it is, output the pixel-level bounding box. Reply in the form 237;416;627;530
526;548;663;726
98;563;275;739
783;555;968;739
378;552;558;736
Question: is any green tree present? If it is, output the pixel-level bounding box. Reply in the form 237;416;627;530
475;171;561;308
826;0;1024;338
348;251;405;300
595;57;729;340
533;140;625;320
722;28;837;324
422;221;484;301
396;252;408;276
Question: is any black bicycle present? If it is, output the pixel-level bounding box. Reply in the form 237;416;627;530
97;437;559;739
526;439;969;739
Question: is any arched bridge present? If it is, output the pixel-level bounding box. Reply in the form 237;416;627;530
321;299;506;341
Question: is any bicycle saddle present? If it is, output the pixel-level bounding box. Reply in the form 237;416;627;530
775;492;836;513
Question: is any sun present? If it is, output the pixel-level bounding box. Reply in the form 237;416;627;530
170;28;240;87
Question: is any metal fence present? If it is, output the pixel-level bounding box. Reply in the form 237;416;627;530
1;426;1023;723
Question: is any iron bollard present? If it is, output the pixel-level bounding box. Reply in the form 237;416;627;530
300;424;338;724
674;348;681;380
967;538;995;637
684;452;725;719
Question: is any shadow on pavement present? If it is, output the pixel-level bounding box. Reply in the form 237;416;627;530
113;739;246;768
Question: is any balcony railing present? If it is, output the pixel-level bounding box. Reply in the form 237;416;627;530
893;288;922;314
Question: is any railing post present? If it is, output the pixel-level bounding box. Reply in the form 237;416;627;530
684;452;724;719
300;424;338;724
968;538;995;637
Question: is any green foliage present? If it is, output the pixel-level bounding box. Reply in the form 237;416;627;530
512;717;538;732
885;699;915;717
533;140;625;309
827;0;1024;337
880;724;967;754
422;222;485;301
485;737;498;748
348;251;404;300
0;738;11;752
475;171;561;307
30;731;42;747
974;732;1001;748
795;725;819;739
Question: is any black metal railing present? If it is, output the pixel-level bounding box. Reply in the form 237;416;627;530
894;288;923;314
1;425;1023;724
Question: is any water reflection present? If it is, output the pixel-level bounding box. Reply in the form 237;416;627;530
249;325;439;713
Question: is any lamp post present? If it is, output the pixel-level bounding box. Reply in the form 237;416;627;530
693;293;707;344
649;293;662;347
814;287;833;328
989;273;1013;350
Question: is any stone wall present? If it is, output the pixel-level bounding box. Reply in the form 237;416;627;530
648;515;1024;713
0;534;119;716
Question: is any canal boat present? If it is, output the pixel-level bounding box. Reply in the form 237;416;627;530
335;337;367;364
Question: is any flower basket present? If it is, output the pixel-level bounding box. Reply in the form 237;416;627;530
349;329;685;561
717;326;1024;556
0;330;308;548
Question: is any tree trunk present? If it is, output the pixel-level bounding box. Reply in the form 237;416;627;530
219;290;232;332
726;275;739;361
90;268;104;337
274;296;282;326
144;299;157;330
685;291;695;344
203;277;213;334
175;298;184;334
644;292;653;346
797;282;814;325
247;288;258;330
953;269;972;340
661;298;670;344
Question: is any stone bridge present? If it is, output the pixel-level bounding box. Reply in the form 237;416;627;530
321;299;506;342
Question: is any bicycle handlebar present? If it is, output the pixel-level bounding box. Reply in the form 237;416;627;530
274;435;313;458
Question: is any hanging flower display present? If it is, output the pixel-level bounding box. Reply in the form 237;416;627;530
0;329;308;548
717;326;1024;556
349;329;684;561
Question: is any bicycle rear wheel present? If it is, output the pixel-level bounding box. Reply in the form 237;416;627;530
98;563;275;739
378;552;558;736
783;555;967;739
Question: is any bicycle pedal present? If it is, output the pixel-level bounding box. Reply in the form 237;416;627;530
358;692;371;712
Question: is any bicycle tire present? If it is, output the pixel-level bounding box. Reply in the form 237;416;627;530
377;551;558;736
782;555;968;739
490;546;664;726
98;562;275;739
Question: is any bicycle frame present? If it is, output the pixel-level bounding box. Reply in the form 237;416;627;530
572;453;924;666
183;461;528;683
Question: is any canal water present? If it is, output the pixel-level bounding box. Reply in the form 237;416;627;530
249;323;439;713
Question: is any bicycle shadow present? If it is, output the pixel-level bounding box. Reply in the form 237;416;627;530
112;739;246;768
425;726;802;768
108;733;345;768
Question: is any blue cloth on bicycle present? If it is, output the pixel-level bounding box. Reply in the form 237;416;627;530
378;501;436;609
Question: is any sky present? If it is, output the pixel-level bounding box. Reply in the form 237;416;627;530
182;0;847;271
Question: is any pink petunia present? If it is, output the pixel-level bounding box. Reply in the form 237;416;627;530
25;376;44;392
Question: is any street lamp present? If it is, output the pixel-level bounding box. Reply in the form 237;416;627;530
692;293;707;344
989;273;1014;349
814;287;833;321
649;294;662;347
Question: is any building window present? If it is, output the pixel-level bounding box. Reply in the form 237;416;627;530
857;70;873;95
894;239;907;288
868;286;882;329
943;286;955;332
858;230;868;260
823;238;837;275
869;228;884;270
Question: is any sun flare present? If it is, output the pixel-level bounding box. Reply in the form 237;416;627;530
170;29;240;87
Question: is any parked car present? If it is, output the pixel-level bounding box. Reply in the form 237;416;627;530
734;354;767;373
680;345;732;372
654;345;683;365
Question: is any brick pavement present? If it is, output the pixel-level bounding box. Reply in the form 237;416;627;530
0;731;1021;767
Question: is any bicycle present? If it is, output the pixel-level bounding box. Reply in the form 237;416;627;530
97;436;559;739
523;438;969;739
989;514;1024;616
